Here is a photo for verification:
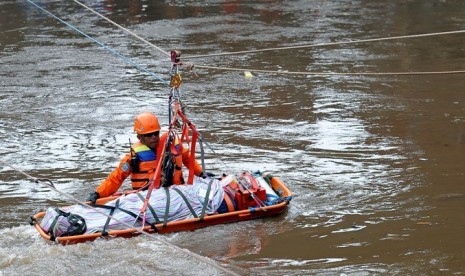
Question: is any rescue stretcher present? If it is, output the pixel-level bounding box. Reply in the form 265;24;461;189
29;172;292;245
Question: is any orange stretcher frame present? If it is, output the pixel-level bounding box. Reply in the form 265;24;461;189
30;174;292;246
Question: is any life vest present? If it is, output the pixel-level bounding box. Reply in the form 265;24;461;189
130;142;159;189
130;139;184;189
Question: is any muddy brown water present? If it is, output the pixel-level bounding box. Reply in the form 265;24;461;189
1;0;465;275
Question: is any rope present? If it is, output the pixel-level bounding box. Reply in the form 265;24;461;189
69;0;465;62
189;29;465;76
71;0;170;58
0;159;53;187
183;29;465;59
194;65;465;76
65;0;465;77
26;0;168;85
0;159;240;276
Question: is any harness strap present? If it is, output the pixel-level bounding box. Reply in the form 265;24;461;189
162;187;170;227
199;178;214;221
131;179;150;190
134;170;150;173
102;199;119;236
172;187;198;218
223;192;235;212
263;173;274;184
198;137;206;175
181;123;190;145
136;193;160;225
48;208;62;241
187;129;198;184
131;178;150;182
92;200;157;233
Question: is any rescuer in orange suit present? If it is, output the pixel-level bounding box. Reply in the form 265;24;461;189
86;112;206;203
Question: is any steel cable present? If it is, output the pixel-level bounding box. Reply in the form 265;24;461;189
69;0;465;76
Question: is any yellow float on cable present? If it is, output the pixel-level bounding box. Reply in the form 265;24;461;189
244;71;254;78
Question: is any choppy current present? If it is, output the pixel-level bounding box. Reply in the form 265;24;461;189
1;0;465;275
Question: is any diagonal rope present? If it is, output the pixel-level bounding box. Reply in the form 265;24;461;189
0;158;241;276
66;0;465;76
71;0;170;58
67;0;465;61
26;0;168;85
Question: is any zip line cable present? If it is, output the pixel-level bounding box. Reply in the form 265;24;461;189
0;159;241;276
66;0;465;76
26;0;168;85
70;0;465;62
71;0;170;58
182;29;465;59
194;65;465;76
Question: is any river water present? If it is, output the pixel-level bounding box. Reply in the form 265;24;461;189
1;0;465;275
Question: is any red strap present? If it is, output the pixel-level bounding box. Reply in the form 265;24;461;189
223;192;235;212
139;140;166;215
187;130;198;184
175;104;199;184
181;123;190;145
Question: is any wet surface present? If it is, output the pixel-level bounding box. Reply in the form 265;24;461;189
1;0;465;275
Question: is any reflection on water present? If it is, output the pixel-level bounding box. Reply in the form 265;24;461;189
1;0;465;275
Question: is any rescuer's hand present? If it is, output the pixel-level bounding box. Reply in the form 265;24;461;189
86;191;100;204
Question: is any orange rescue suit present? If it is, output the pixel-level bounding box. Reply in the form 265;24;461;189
96;132;203;198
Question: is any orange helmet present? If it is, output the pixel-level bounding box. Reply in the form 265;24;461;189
134;112;161;134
